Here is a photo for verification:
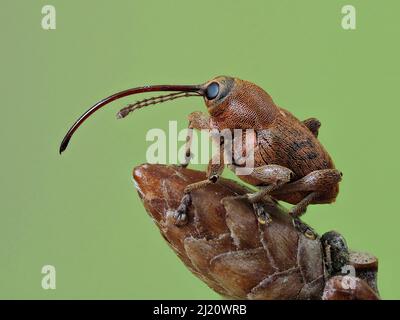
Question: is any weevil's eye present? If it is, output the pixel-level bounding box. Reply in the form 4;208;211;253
205;82;219;100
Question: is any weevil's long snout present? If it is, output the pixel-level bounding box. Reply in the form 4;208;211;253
59;84;205;154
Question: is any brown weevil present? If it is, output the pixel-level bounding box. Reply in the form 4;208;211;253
133;164;378;300
60;76;342;226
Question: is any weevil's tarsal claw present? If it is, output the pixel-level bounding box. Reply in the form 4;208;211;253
292;218;317;239
173;211;188;226
257;216;266;225
221;195;272;225
253;202;272;225
173;193;192;226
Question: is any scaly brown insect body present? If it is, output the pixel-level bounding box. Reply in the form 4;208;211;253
59;75;342;226
202;77;340;208
259;114;338;205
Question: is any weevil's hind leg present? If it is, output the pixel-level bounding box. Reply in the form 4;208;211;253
272;169;342;196
290;192;321;238
178;112;210;168
303;117;321;138
271;168;342;231
288;191;320;218
173;150;224;226
230;164;294;225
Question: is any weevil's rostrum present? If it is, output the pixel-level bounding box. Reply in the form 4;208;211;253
60;76;342;227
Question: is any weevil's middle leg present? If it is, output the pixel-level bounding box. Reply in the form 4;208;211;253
248;185;284;225
229;164;294;225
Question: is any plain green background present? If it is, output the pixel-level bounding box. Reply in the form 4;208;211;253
0;0;399;299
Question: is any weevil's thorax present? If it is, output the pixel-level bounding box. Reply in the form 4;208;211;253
205;78;281;130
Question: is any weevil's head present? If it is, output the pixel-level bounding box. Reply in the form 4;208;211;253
201;76;278;129
59;76;278;153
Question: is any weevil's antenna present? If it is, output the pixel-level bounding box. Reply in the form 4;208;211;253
59;84;203;154
116;92;198;119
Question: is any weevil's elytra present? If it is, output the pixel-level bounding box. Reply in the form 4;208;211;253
59;76;342;227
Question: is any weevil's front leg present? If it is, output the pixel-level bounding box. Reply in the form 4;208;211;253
229;164;294;225
179;111;210;167
184;154;224;193
173;149;224;226
303;117;321;138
